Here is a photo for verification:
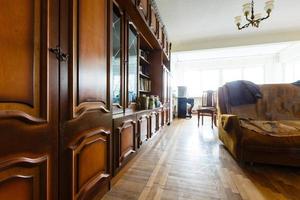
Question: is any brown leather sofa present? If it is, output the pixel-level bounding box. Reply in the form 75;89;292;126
218;83;300;166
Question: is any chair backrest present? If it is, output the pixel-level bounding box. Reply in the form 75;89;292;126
202;90;216;107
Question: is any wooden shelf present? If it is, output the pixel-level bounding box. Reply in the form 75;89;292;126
140;55;150;65
139;72;150;79
139;90;151;93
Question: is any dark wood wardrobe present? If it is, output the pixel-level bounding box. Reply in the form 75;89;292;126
0;0;171;199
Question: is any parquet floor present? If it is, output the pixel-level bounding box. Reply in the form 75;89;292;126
101;117;300;200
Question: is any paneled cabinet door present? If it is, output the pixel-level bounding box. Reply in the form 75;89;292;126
138;115;149;147
117;120;136;168
0;0;59;199
150;112;157;137
59;0;112;199
156;110;162;130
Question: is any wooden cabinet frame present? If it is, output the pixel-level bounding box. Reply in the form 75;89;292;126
111;3;125;114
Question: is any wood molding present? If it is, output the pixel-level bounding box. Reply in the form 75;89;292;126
0;0;49;120
137;114;149;147
75;103;110;119
68;127;111;200
0;155;48;200
117;120;136;166
0;110;47;124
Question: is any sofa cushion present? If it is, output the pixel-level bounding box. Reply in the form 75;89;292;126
230;84;300;120
240;119;300;137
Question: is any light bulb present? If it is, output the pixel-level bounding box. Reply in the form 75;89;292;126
254;13;262;20
235;16;242;25
265;0;274;12
243;3;252;15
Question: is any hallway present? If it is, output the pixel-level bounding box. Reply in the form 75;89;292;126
102;118;300;200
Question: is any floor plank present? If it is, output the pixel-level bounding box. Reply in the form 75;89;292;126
101;117;300;200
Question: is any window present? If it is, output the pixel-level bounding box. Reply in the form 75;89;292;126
243;67;264;84
294;62;300;81
184;69;220;97
222;68;242;84
200;70;220;91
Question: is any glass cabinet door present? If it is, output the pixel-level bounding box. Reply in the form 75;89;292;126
112;7;122;107
127;24;138;105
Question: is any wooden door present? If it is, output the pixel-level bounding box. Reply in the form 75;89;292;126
0;0;59;199
59;0;112;199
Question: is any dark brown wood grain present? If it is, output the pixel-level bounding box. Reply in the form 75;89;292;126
0;0;59;199
59;0;112;199
0;0;171;198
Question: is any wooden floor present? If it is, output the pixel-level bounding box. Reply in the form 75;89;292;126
101;117;300;200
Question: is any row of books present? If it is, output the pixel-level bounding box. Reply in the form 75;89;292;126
139;77;151;92
139;65;150;76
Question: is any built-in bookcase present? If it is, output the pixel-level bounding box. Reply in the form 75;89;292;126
139;38;152;94
138;48;151;95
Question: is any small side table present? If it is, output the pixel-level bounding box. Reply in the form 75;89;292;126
197;107;217;128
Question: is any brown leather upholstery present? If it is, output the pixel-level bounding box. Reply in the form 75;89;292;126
218;84;300;166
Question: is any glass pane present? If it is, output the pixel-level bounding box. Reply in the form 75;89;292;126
112;10;121;105
222;68;242;84
243;67;264;84
200;69;220;92
294;62;300;81
128;25;138;104
163;69;167;102
184;71;201;97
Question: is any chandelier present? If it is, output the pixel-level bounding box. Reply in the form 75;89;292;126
235;0;275;30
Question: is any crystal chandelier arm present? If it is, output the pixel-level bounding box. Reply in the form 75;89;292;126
259;11;271;21
237;22;251;30
253;11;270;27
245;14;253;23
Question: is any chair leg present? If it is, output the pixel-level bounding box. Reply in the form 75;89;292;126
201;113;204;125
214;114;217;127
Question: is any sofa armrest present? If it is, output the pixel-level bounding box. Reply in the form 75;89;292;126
220;114;240;132
218;114;243;160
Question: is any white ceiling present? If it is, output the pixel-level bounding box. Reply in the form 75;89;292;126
156;0;300;51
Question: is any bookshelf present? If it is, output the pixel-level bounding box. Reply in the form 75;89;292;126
138;39;152;95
